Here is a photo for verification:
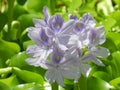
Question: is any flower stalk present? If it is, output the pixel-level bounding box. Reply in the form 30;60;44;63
51;82;59;90
7;0;14;32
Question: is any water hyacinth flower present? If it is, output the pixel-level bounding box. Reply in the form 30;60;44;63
40;46;80;86
47;14;75;46
26;6;110;86
88;26;106;47
26;27;53;66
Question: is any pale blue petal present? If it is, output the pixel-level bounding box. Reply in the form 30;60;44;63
26;57;42;67
27;27;41;45
61;65;80;80
81;53;105;66
90;46;110;58
79;63;91;77
45;69;56;83
26;45;44;57
57;35;70;46
33;19;46;27
43;6;50;24
82;13;96;28
68;35;78;45
55;69;65;86
60;20;75;35
96;26;106;44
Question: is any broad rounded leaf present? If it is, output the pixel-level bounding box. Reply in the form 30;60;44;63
110;77;120;87
13;68;44;84
0;39;20;67
0;75;19;87
87;77;111;90
0;81;11;90
12;83;44;90
9;52;33;70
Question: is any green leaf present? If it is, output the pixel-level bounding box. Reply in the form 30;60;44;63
18;14;41;31
0;39;20;53
87;77;110;90
12;83;44;90
23;40;35;50
102;18;116;32
68;0;82;13
109;11;120;26
0;13;8;31
0;81;11;90
13;4;28;19
110;77;120;88
9;52;34;70
106;32;120;50
9;51;46;76
0;75;19;87
93;71;111;81
114;0;120;5
13;68;44;84
0;39;20;67
102;37;117;53
24;0;48;13
110;51;120;78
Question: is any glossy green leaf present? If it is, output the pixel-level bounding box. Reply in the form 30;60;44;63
93;71;111;81
23;40;35;50
9;52;34;70
110;51;120;78
12;83;44;90
0;75;19;87
102;37;117;53
102;18;116;32
24;0;48;13
18;14;41;31
13;68;44;84
9;51;46;76
109;11;120;26
0;81;11;90
114;0;120;5
13;4;28;19
106;32;120;49
110;77;120;88
0;39;20;67
68;0;82;13
87;77;110;90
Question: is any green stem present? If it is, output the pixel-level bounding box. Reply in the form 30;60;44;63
74;82;80;90
7;0;15;33
51;82;59;90
49;0;56;15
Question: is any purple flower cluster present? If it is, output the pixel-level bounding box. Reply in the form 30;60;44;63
26;6;110;86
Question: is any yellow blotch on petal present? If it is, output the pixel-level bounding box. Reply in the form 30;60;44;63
55;55;60;61
42;35;47;41
57;24;61;29
77;23;81;29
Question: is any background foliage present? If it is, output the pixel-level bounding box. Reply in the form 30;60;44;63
0;0;120;90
